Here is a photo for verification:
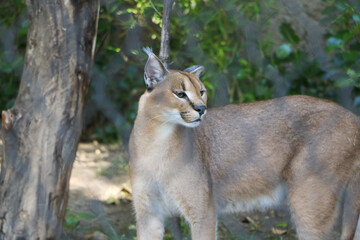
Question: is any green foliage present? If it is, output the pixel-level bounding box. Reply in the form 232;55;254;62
1;0;359;142
0;0;26;26
93;0;162;130
95;124;120;143
280;23;300;45
65;209;95;229
323;1;360;94
0;1;26;111
230;58;273;103
276;44;292;59
335;68;360;88
0;55;22;109
276;222;288;228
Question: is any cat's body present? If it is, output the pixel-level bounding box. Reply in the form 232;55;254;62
129;49;360;240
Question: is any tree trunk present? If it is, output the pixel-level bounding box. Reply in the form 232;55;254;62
0;0;99;238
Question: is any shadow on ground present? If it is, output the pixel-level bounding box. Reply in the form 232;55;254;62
0;140;297;239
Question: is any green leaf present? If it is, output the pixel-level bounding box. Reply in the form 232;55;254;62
238;58;248;66
204;80;214;92
334;1;347;12
335;78;353;87
107;46;121;52
326;37;344;51
237;69;250;79
65;215;79;229
242;92;256;102
353;14;360;23
346;68;357;78
343;51;358;64
76;212;95;220
280;23;299;44
276;43;292;59
276;222;288;228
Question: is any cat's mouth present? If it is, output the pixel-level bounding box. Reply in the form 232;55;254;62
180;112;203;124
180;112;205;127
191;118;201;123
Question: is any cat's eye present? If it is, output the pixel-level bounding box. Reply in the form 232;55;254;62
175;91;186;98
200;90;206;96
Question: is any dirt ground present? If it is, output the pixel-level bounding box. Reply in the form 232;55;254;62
65;142;297;240
0;139;297;239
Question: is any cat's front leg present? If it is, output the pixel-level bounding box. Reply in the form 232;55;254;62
132;177;165;240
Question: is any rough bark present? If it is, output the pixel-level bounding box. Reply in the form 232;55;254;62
159;0;175;68
0;0;99;239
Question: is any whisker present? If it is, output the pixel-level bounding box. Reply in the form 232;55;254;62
148;115;165;122
148;112;179;123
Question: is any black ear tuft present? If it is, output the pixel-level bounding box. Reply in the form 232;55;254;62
184;65;205;78
143;47;168;90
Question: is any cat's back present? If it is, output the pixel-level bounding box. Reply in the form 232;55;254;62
198;95;356;137
194;95;360;174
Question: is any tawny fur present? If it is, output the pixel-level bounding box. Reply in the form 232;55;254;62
129;50;360;240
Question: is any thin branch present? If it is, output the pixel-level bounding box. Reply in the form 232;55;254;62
94;32;109;58
158;1;182;239
159;0;175;67
149;0;162;17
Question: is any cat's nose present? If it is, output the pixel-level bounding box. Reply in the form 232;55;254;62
194;104;207;116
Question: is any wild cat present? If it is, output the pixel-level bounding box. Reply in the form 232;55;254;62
129;48;360;240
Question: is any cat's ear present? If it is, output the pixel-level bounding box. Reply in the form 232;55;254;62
184;65;205;78
143;47;168;90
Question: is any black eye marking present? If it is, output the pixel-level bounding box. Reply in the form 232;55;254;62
174;91;187;99
181;82;186;91
200;90;206;96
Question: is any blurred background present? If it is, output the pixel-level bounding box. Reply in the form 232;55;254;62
0;0;359;239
